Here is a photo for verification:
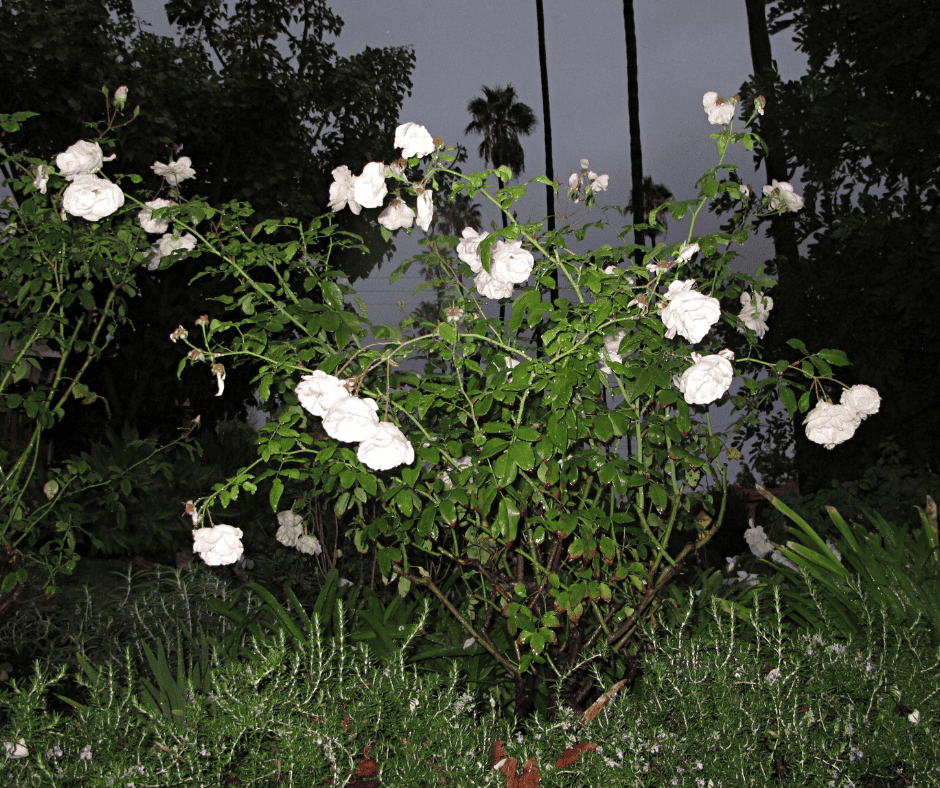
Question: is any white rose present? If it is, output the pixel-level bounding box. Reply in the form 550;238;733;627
328;165;361;215
277;510;303;529
738;291;773;338
296;535;323;555
762;180;803;212
357;421;415;471
804;402;861;449
474;269;514;300
703;92;735;125
192;524;244;566
276;522;302;548
378;198;416;231
600;329;627;374
151;156;196;186
661;280;721;344
841;385;880;419
416;189;433;232
394;122;436;159
588;172;609;192
296;371;350;417
61;174;124;221
457;227;488;273
138;198;176;234
56;140;104;180
33;164;49;194
675;352;733;405
489;239;534;284
677;242;700;263
157;231;197;258
580;158;589;170
352;162;388;209
322;397;380;442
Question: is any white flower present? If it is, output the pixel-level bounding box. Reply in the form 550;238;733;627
296;535;323;555
738;291;773;338
661;280;721;344
394;122;436;159
78;744;92;761
416;190;433;232
114;85;128;109
322;397;380;442
192;524;244;566
703;92;735;125
489;239;534;284
277;509;303;529
152;157;196;186
604;266;619;275
677;242;700;263
771;549;797;570
588;172;609;192
62;174;124;221
600;330;626;374
352;162;388;209
378;198;416;231
212;363;225;397
338;578;353;587
276;521;302;548
457;227;489;273
328;165;361;215
56;140;104;180
568;172;581;201
357;421;415;471
3;739;27;759
908;709;920;724
745;525;773;559
463;637;476;650
739;183;751;201
157;231;197;258
474;269;514;300
675;352;733;405
296;371;350;418
762;180;803;212
138;198;176;233
385;161;405;178
841;385;880;419
33;164;49;194
580;158;589;170
444;305;464;325
804;402;861;449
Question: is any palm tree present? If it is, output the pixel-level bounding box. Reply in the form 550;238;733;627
625;176;673;245
623;1;645;267
535;0;558;306
465;85;537;230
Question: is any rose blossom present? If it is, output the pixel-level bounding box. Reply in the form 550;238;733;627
322;396;380;442
660;280;721;344
416;189;433;232
600;329;627;374
677;242;700;263
762;180;803;212
157;231;197;258
568;172;581;201
33;164;49;194
276;520;302;548
394;122;436;159
804;402;861;449
378;198;416;231
580;158;590;170
474;269;514;300
328;165;361;215
192;524;244;566
675;351;734;405
703;92;735;125
296;370;350;417
152;156;195;186
588;172;609;192
138;198;176;233
62;174;124;221
352;162;388;209
56;140;104;180
357;421;415;471
457;227;488;273
296;535;322;555
738;291;774;338
114;85;128;109
489;239;534;284
841;385;880;419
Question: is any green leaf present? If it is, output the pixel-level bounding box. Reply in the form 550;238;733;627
509;441;535;470
269;478;284;512
817;348;850;366
438;323;457;344
779;386;798;419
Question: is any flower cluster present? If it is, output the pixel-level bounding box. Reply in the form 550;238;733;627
275;509;322;555
763;179;803;212
703;92;736;125
295;370;414;471
738;290;773;338
567;159;609;202
804;385;881;449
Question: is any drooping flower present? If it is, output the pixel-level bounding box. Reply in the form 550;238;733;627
61;174;124;221
378;198;416;231
156;231;197;259
444;305;464;325
703;92;735;125
841;385;880;419
674;351;733;405
192;524;244;566
588;172;609;192
745;525;773;559
328;165;361;215
322;397;380;442
568;172;581;201
474;269;514;300
676;243;700;264
394;122;436;159
351;162;388;209
211;362;225;397
357;421;415;471
56;140;105;180
139;198;176;233
660;280;721;344
762;180;803;212
295;371;350;418
804;402;861;449
152;157;196;186
489;239;534;284
296;534;323;555
416;189;433;232
600;330;627;374
738;291;774;338
275;510;303;548
33;164;49;194
457;227;489;273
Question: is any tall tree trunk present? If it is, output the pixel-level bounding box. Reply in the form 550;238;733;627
623;0;645;267
535;0;558;306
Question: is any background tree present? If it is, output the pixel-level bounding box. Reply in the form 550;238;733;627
534;0;558;306
622;0;645;267
624;176;673;245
